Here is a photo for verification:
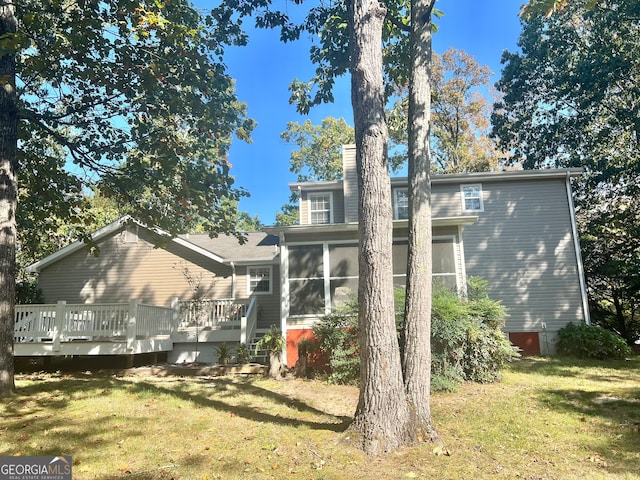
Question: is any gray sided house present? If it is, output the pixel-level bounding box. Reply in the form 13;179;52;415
24;145;588;366
266;145;589;363
26;218;281;363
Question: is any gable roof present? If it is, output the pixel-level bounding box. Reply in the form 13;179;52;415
26;216;279;274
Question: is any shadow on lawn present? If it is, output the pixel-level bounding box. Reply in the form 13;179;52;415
125;378;352;433
534;384;640;476
511;356;640;378
2;373;352;479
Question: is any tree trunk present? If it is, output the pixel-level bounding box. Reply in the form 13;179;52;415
268;351;282;379
349;0;412;455
0;1;17;398
402;0;438;441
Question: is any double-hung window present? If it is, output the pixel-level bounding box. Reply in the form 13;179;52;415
461;184;484;212
309;193;333;224
247;266;272;295
393;188;409;220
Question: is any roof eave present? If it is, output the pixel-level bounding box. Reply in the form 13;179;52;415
263;216;479;235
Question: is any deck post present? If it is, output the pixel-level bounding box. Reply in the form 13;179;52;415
240;314;247;345
52;301;66;352
127;299;138;352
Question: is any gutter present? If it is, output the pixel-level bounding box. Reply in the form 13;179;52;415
566;171;591;325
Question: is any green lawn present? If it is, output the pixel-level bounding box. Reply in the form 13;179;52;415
1;357;639;479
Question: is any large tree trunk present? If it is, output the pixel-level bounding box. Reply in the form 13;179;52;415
349;0;412;455
0;1;18;398
402;0;438;441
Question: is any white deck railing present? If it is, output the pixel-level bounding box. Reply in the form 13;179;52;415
15;298;258;351
176;298;249;329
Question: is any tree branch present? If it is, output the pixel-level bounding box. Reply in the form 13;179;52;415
385;12;410;32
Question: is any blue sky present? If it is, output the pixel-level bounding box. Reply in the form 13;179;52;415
217;0;524;225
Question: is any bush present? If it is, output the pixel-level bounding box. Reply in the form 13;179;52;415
431;280;519;386
311;297;359;384
312;278;519;389
556;322;633;359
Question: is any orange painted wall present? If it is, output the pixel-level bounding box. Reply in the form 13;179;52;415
286;328;330;371
508;332;541;356
286;329;312;367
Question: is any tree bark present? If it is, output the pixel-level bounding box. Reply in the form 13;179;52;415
349;0;412;455
0;1;17;398
402;0;438;441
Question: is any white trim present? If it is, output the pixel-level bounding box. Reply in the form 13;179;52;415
246;265;273;296
230;262;236;300
460;184;484;213
322;244;331;315
263;215;479;235
566;172;591;325
308;192;334;225
279;243;289;366
457;225;469;297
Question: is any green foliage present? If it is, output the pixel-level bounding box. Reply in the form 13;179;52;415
236;343;250;364
15;280;45;305
311;297;359;385
388;48;503;173
280;117;354;182
215;342;231;365
493;0;640;347
256;325;286;355
275;195;300;226
11;0;255;242
312;280;518;388
556;323;633;360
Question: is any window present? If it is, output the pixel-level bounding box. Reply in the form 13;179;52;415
392;238;458;291
461;184;484;212
329;243;359;307
432;238;457;290
393;188;409;220
247;266;272;295
288;244;325;315
309;193;333;224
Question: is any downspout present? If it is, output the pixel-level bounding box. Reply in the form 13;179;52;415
230;262;236;301
566;172;591;325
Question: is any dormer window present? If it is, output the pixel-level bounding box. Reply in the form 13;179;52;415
461;184;484;212
393;188;409;220
309;193;333;224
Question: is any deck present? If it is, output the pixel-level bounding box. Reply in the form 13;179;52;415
14;297;258;358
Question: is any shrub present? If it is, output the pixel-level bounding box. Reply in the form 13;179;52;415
311;297;359;384
236;343;250;364
556;322;633;359
312;278;519;389
215;342;230;365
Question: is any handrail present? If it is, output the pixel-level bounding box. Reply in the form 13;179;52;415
240;297;258;345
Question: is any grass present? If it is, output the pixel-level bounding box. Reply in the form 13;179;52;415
1;357;639;479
